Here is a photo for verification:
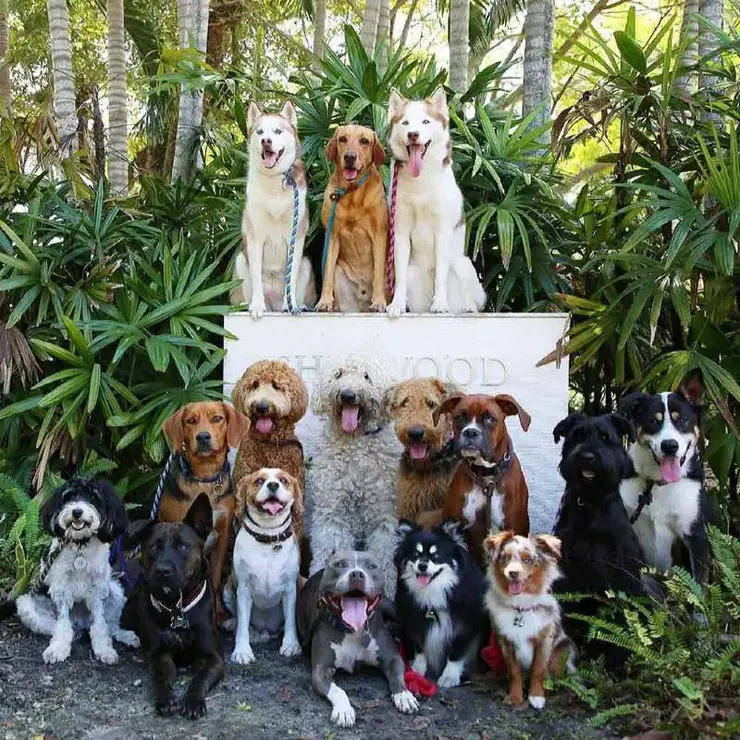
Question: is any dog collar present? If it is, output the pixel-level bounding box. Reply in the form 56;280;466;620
242;513;293;551
149;579;208;630
329;168;372;202
511;602;554;627
466;440;514;487
176;454;230;495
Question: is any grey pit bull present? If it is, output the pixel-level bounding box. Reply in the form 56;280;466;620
297;550;419;728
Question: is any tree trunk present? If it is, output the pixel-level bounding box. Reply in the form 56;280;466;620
0;0;9;106
172;0;209;183
376;0;390;74
107;0;128;193
361;0;381;54
312;0;327;68
47;0;78;157
676;0;699;95
448;0;470;92
522;0;554;136
396;0;420;53
698;0;723;127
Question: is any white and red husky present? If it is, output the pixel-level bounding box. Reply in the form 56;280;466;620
386;88;486;317
233;101;317;318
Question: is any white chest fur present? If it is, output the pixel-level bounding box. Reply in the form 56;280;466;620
233;527;299;610
331;631;379;673
462;486;504;532
46;540;112;603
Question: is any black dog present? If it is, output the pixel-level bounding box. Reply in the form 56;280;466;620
552;413;647;659
122;493;224;719
394;520;489;688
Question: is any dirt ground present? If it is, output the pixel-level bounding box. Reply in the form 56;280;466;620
0;618;618;740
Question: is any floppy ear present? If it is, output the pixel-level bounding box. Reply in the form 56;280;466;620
184;493;213;542
224;403;249;448
99;480;128;543
40;484;65;537
247;102;262;131
617;391;649;421
440;519;467;550
483;530;514;561
494;394;531;432
232;372;251;415
280;99;298;130
533;534;561;562
285;472;303;538
286;371;309;424
609;413;636;444
372;134;385;166
123;519;155;550
680;369;704;407
433;393;464;425
234;476;250;523
162;408;185;452
388;88;407;119
553;412;587;443
325;132;338;164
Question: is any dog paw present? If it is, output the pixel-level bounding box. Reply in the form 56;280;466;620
528;695;546;710
250;298;266;319
370;298;387;312
331;704;356;728
231;645;256;665
430;296;450;313
43;642;71;664
315;298;334;312
437;662;463;688
504;692;527;710
392;690;419;714
115;630;140;648
181;694;207;720
95;645;119;664
386;300;405;318
155;697;181;717
279;638;301;658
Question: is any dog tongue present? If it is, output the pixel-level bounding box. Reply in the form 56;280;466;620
342;597;368;632
343;168;358;181
417;573;432;587
409;443;428;460
262;150;279;169
255;418;274;434
660;457;682;483
262;499;283;516
341;405;360;433
408;144;424;178
508;581;524;596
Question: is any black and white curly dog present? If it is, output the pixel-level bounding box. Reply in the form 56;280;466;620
9;477;138;664
552;413;646;653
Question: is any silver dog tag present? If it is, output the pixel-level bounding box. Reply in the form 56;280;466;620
74;555;87;570
513;613;525;628
170;615;189;630
272;543;283;552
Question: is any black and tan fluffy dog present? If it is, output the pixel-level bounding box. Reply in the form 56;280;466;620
123;494;224;719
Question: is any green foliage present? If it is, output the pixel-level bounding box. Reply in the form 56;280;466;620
558;528;740;737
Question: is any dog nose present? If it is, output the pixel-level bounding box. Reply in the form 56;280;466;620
344;152;357;165
72;508;83;520
661;439;679;456
462;427;481;442
407;131;419;142
196;431;211;444
266;481;279;493
580;451;596;464
507;570;520;581
417;560;428;573
340;389;357;405
154;563;174;579
255;401;270;415
349;570;365;582
407;427;425;442
261;137;272;146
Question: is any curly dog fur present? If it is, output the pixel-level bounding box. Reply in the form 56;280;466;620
232;360;308;491
306;355;401;598
387;377;459;523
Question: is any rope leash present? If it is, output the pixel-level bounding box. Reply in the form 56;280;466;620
150;451;175;521
283;167;302;315
385;160;400;300
321;169;372;278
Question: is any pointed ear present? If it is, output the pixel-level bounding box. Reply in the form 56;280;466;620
184;493;213;542
162;408;185;452
494;394;531;432
396;519;417;540
123;519;155;550
388;88;407;119
280;99;297;130
247;102;262;131
484;530;514;560
533;534;561;562
427;86;448;118
680;370;704;407
609;413;636;444
433;393;464;425
553;412;587;443
617;392;649;421
326;132;338;163
440;519;467;550
224;403;249;448
372;133;385;166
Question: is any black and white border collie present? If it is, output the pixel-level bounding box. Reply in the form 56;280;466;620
394;520;488;688
618;374;714;581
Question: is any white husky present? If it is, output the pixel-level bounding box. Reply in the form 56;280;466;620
386;88;486;317
233;101;317;318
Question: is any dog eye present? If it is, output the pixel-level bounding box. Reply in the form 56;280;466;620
272;381;281;391
483;414;496;425
251;380;259;390
360;137;369;145
334;370;343;379
422;119;430;125
186;417;197;425
401;398;409;408
401;120;409;126
364;372;371;382
427;399;436;410
279;477;288;486
212;415;223;423
338;136;347;143
255;477;265;486
274;128;282;135
368;562;378;570
334;560;347;570
256;128;263;136
522;555;532;564
178;541;189;552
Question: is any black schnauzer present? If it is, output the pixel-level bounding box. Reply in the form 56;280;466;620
552;412;647;661
122;493;224;719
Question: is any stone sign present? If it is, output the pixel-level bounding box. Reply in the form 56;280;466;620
224;313;570;534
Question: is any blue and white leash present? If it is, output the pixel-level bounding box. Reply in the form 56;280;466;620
283;167;303;315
